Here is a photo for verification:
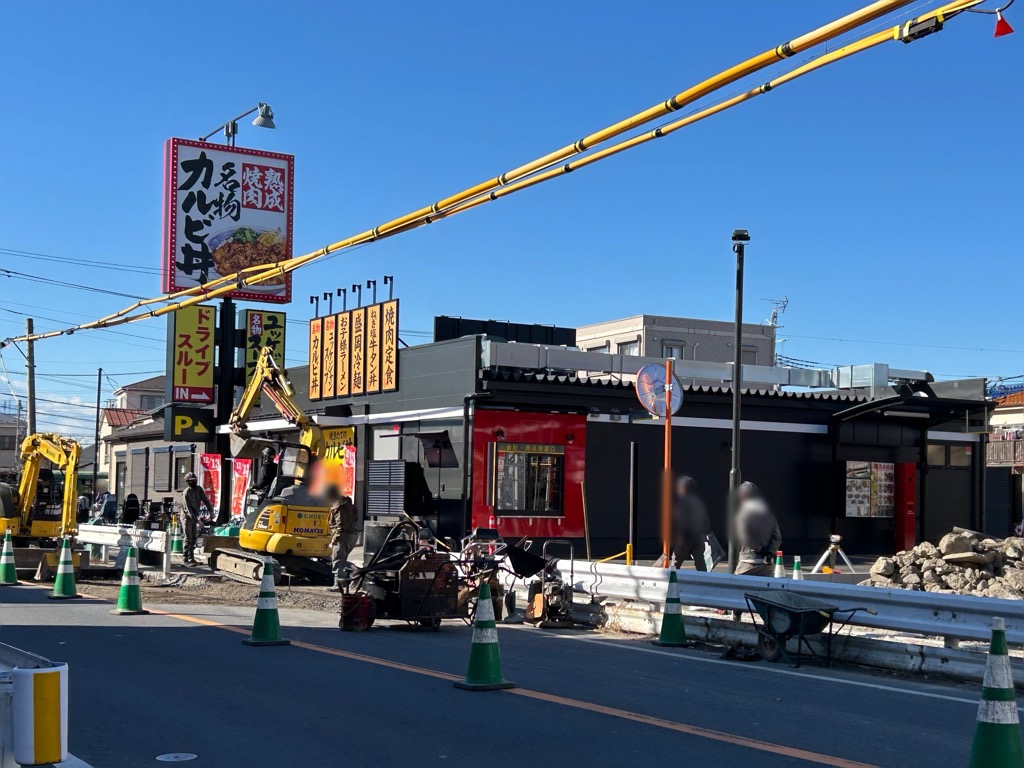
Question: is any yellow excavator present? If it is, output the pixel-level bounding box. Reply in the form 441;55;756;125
0;433;81;542
208;347;334;583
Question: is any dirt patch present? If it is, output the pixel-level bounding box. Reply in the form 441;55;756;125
79;571;345;613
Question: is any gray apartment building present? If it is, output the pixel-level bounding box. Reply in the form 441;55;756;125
0;412;25;471
575;314;777;378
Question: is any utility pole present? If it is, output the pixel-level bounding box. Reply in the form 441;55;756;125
215;299;236;526
728;230;750;574
92;368;102;503
25;318;36;436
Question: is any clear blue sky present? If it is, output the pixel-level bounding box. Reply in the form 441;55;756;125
0;1;1020;438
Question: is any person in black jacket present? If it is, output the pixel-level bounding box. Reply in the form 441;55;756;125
672;475;711;570
251;447;278;498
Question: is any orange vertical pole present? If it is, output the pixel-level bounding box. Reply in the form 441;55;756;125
662;358;673;568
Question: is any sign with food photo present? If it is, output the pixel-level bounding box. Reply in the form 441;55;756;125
162;138;294;303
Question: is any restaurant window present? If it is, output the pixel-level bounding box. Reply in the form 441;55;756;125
153;447;171;492
617;340;639;356
490;443;564;517
949;445;973;468
174;456;192;491
927;445;947;467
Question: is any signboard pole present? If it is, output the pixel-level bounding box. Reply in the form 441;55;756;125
215;298;236;526
662;358;673;568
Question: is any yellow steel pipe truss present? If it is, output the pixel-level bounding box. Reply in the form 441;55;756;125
9;0;985;344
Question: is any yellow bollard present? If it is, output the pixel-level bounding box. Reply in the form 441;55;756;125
13;664;68;766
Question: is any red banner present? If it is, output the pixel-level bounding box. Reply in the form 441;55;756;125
230;458;253;520
199;453;221;516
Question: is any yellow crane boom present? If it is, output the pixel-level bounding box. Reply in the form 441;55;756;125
230;347;322;455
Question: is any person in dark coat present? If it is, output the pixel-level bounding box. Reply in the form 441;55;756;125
672;475;711;570
252;447;278;497
733;482;782;577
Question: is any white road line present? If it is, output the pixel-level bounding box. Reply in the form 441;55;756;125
536;631;1017;711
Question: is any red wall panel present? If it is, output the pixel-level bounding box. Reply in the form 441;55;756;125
472;410;587;538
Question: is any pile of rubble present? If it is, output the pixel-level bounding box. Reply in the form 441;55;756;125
861;531;1024;600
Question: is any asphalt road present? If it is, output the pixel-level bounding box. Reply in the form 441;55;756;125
0;584;1011;767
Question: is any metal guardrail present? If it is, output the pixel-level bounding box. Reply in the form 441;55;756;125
558;560;1024;644
76;525;166;554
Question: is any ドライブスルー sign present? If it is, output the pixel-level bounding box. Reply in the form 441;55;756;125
162;138;294;303
166;306;215;405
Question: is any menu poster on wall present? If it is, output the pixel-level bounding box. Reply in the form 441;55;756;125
199;453;222;517
230;458;253;520
845;461;895;518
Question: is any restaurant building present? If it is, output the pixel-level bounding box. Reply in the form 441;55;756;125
228;322;991;559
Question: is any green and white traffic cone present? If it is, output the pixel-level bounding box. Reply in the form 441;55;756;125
242;558;290;647
969;617;1024;768
111;546;148;615
171;521;183;555
0;531;18;586
454;582;515;691
652;569;688;647
48;538;80;600
773;551;785;579
792;556;804;581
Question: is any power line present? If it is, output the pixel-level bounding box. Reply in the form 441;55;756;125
787;334;1024;355
0;246;162;276
0;268;146;300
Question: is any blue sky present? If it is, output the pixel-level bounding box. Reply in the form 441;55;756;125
0;1;1020;438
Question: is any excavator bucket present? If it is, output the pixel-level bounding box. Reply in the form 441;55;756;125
230;433;275;459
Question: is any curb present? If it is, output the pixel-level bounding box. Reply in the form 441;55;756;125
603;602;1024;688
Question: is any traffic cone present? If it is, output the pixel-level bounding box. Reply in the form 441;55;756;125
0;531;18;586
652;570;688;647
454;582;515;691
111;546;148;615
242;558;290;647
48;538;80;600
792;556;803;581
171;521;183;555
773;551;785;579
969;617;1024;767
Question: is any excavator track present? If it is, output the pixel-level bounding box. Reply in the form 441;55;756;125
208;548;281;585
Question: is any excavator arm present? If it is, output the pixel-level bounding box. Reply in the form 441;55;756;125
230;347;322;455
16;433;81;538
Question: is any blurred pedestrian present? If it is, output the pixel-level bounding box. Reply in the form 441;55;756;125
326;485;358;591
734;482;782;577
672;475;711;570
180;472;210;567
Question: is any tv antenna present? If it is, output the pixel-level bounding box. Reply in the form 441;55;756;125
763;296;789;328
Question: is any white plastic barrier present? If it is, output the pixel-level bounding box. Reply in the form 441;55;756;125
12;663;67;766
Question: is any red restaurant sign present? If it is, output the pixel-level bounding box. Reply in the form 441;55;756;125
162;138;294;303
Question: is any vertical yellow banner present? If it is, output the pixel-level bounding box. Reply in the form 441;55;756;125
366;303;382;394
322;314;337;399
381;299;399;393
350;307;366;395
308;318;323;402
336;310;351;398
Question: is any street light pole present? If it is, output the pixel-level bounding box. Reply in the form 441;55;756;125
728;229;750;574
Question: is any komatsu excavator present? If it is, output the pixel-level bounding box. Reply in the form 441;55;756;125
208;347;334;583
0;433;81;543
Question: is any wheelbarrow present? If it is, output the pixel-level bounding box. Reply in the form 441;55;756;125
744;590;876;667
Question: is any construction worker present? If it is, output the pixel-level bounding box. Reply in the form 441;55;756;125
326;485;358;591
180;472;211;567
672;475;711;570
734;481;782;577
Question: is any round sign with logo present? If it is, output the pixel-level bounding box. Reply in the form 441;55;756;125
635;364;683;418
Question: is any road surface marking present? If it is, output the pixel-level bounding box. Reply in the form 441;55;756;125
542;632;992;709
146;607;875;767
